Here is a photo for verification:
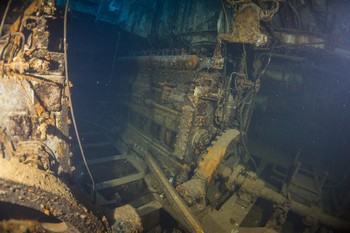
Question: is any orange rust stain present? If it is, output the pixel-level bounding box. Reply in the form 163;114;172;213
218;6;261;44
198;146;227;181
197;129;240;182
186;55;199;69
43;209;50;216
10;0;42;33
35;103;45;116
64;87;71;106
57;144;63;157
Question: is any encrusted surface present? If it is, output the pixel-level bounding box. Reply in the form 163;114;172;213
0;159;107;232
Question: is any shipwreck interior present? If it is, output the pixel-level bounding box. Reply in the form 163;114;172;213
0;0;350;232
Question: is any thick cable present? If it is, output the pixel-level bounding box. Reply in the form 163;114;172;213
63;0;96;199
0;0;12;37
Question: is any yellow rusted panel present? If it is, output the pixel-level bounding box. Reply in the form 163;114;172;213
197;129;240;182
218;5;266;45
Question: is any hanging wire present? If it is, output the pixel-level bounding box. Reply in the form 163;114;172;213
0;0;12;37
239;101;258;173
64;0;96;201
220;0;229;33
237;43;275;174
233;44;259;173
255;41;275;81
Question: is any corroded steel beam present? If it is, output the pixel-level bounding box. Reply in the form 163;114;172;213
145;152;206;233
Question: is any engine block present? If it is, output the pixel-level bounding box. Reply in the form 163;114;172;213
116;54;237;183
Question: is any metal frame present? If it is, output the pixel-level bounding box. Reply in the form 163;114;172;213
87;154;145;191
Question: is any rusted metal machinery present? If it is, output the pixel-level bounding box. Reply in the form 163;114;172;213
0;0;71;175
0;1;142;232
113;1;350;230
0;0;106;231
1;0;350;232
115;49;350;232
117;54;233;182
217;164;350;232
145;152;205;233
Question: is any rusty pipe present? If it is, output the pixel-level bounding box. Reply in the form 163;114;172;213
226;169;350;232
253;183;350;232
